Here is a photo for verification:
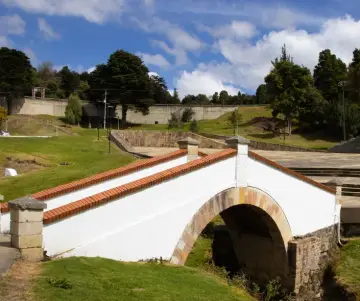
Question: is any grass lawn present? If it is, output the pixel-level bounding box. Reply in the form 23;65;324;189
131;106;339;150
32;257;254;301
335;239;360;298
0;127;134;202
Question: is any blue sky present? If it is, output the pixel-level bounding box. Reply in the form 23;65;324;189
1;0;360;97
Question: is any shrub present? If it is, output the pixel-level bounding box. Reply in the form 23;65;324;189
228;110;243;135
181;108;195;122
65;93;82;125
189;120;199;132
46;277;72;290
168;112;182;129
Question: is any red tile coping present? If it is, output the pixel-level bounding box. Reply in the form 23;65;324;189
198;151;208;157
43;148;237;225
248;151;336;195
0;149;188;214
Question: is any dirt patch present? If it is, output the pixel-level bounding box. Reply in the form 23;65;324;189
0;156;50;178
0;260;41;301
245;117;285;134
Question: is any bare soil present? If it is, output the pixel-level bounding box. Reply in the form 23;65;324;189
0;260;41;301
0;156;49;179
245;117;285;134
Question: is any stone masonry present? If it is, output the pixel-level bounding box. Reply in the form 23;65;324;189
9;196;47;262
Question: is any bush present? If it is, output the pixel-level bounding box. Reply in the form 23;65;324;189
189;120;199;132
228;110;243;135
65;93;82;125
168;112;182;129
182;108;195;122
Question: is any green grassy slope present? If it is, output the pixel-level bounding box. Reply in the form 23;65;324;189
0;128;134;202
33;257;254;301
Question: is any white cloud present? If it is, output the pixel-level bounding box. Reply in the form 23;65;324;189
175;70;240;98
133;17;204;65
149;71;159;77
1;0;125;24
137;52;170;68
23;48;38;65
38;18;60;40
178;14;360;94
0;36;10;47
0;14;25;35
198;21;257;39
143;0;154;7
87;66;96;73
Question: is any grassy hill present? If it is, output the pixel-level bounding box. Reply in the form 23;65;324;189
133;106;339;150
32;257;254;301
0;124;134;202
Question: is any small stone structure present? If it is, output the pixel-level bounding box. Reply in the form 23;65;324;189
177;137;199;161
9;196;47;262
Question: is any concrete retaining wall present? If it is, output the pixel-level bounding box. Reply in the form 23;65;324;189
19;98;68;116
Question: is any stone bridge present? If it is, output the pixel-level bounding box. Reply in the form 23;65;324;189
0;137;341;294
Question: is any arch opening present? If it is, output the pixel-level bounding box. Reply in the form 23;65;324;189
171;187;293;288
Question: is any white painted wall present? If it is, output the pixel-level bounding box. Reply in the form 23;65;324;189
43;151;337;262
0;155;187;233
247;158;337;236
43;157;237;260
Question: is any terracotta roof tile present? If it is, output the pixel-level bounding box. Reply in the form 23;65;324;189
43;148;237;225
248;151;335;195
0;149;188;214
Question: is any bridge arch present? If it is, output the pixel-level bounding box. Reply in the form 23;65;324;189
171;186;293;284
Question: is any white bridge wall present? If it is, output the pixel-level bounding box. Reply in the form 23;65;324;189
0;155;187;233
43;153;337;262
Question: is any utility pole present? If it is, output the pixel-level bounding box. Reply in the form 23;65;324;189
103;89;107;130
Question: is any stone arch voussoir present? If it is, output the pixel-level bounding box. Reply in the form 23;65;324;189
170;186;293;265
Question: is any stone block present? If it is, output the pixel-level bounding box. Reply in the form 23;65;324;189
10;221;43;236
20;248;44;262
10;209;44;223
11;234;43;249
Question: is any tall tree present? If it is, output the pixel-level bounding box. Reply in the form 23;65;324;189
149;75;172;104
347;49;360;103
219;90;229;105
0;47;34;111
89;50;152;125
212;92;219;104
59;66;81;97
172;88;180;104
265;46;320;135
313;49;347;103
37;61;55;87
256;84;268;104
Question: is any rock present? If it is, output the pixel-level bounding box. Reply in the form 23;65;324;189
4;168;17;177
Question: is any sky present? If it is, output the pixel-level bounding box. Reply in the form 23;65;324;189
1;0;360;98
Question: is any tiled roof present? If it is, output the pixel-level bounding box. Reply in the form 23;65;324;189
0;149;188;213
43;148;237;224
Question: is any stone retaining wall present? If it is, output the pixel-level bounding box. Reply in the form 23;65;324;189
117;130;226;149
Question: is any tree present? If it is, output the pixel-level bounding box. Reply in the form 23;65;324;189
78;81;90;100
59;66;81;97
65;93;82;125
256;84;268;104
228;110;243;135
347;49;360;104
212;92;219;104
313;49;347;103
195;94;210;104
89;50;152;125
168;111;182;129
182;94;197;104
149;75;172;104
181;108;195;122
37;61;55;87
219;90;229;105
172;88;180;104
0;106;7;126
0;47;34;102
265;46;317;135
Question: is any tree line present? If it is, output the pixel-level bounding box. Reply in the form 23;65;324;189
1;45;360;138
263;45;360;139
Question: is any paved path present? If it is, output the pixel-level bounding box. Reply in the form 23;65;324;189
0;235;19;278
